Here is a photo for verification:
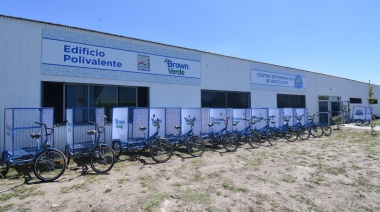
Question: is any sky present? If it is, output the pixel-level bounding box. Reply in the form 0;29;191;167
1;0;380;85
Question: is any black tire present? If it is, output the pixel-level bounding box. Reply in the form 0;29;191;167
248;131;261;148
285;128;298;142
90;146;115;174
187;136;205;157
64;146;71;166
34;149;66;182
1;152;9;177
323;125;332;136
222;133;239;152
310;125;323;138
267;128;278;145
150;139;173;163
298;126;310;140
112;141;122;157
355;120;363;126
210;134;221;146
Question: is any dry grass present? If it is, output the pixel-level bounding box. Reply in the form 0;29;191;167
0;127;379;211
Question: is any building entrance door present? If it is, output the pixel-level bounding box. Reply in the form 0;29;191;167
318;96;342;125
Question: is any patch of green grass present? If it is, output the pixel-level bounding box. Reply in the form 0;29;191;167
206;205;218;212
172;182;182;187
299;195;319;209
362;206;374;212
207;172;221;179
104;188;112;193
351;164;362;170
85;174;97;183
222;179;249;193
60;183;86;193
145;193;170;211
294;150;311;156
308;176;325;185
191;157;205;169
0;185;41;201
321;141;335;149
282;174;296;183
255;175;277;184
235;154;263;167
192;171;203;181
309;163;347;176
324;166;346;175
117;177;131;184
0;204;13;211
139;175;154;188
175;189;211;204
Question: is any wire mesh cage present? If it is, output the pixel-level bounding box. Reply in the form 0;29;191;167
4;108;54;159
232;109;252;132
148;108;168;139
251;108;268;129
181;108;202;136
268;108;285;127
66;107;105;152
283;108;296;126
130;108;149;139
202;108;233;133
294;108;308;125
165;107;181;136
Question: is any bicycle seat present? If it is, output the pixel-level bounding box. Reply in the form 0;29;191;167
232;122;238;126
87;130;96;135
208;123;214;127
30;133;41;139
139;127;147;132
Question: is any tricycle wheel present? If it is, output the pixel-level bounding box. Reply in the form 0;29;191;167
1;152;9;177
112;141;122;157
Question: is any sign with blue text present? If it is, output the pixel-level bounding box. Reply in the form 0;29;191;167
112;108;129;141
42;39;201;79
251;69;306;89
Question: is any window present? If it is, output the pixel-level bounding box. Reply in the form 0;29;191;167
349;98;362;104
277;94;306;108
42;82;64;123
42;82;149;122
369;99;378;104
90;86;117;119
318;96;329;100
201;90;250;108
66;84;88;108
118;87;136;107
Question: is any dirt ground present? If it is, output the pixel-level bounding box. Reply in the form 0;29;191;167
1;125;380;212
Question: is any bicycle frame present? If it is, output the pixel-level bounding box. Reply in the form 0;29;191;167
3;122;58;166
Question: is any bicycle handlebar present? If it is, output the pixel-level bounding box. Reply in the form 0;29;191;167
88;121;105;134
35;121;53;136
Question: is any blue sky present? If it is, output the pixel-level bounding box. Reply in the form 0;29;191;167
1;0;379;85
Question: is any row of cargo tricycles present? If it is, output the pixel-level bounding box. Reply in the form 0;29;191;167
1;107;325;182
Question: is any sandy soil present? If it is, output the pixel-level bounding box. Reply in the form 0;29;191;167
1;125;380;212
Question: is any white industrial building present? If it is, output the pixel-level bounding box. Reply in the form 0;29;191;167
1;15;379;153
